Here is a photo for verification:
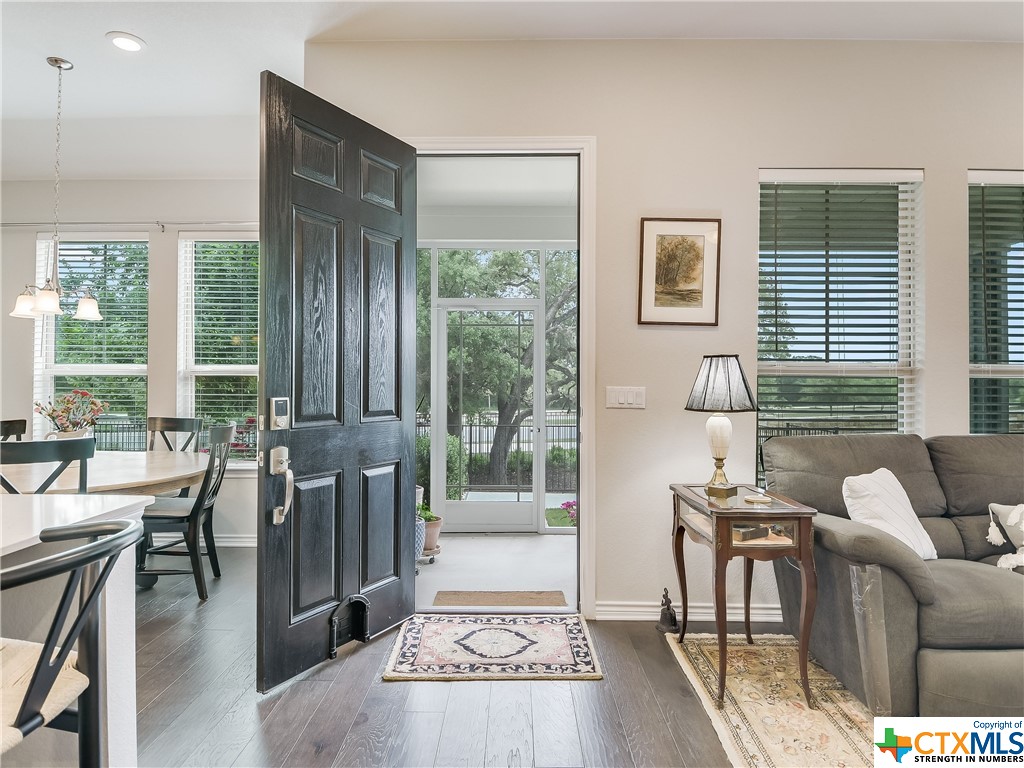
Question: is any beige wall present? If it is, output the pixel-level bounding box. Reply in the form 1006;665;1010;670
304;38;1023;618
2;39;1021;619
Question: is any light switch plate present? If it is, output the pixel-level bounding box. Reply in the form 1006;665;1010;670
606;386;646;409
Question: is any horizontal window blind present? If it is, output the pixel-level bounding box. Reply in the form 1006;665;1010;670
759;184;907;363
970;378;1024;434
54;240;149;365
51;375;147;421
757;178;922;481
192;241;259;365
969;185;1023;366
195;375;258;459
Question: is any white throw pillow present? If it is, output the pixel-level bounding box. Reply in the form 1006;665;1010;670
990;503;1024;549
842;468;938;560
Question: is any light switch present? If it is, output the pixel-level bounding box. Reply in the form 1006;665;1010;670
606;386;646;409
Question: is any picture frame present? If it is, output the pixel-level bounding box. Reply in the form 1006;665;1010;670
637;217;722;326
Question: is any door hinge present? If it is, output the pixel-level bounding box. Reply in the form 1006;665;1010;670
256;451;264;467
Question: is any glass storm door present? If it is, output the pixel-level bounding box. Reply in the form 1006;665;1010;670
433;306;544;531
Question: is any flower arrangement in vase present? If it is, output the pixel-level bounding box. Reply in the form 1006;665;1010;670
34;390;109;434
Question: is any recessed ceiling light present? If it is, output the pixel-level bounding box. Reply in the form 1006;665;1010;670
105;31;146;52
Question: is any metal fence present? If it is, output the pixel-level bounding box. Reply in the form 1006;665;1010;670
91;417;257;459
416;411;579;494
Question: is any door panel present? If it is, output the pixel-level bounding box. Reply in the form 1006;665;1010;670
363;231;400;420
258;71;416;692
294;209;342;425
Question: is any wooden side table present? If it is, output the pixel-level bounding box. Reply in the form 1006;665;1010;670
670;483;817;707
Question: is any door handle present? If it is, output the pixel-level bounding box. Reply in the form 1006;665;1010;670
270;446;293;525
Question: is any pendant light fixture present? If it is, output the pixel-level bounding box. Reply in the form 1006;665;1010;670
10;57;103;321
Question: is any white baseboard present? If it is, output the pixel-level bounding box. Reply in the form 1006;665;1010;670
151;533;256;548
594;600;783;623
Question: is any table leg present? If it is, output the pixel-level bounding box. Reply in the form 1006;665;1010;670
714;538;728;707
743;556;754;645
673;522;688;642
798;518;817;708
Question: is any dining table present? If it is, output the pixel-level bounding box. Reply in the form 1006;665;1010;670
0;450;208;496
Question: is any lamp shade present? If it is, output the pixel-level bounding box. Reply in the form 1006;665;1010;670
32;285;61;315
9;289;40;319
72;295;103;321
685;354;756;413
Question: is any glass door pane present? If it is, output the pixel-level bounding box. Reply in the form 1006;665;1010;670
440;308;539;531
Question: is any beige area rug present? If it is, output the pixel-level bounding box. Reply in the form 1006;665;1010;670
665;633;872;768
432;590;567;607
383;613;601;681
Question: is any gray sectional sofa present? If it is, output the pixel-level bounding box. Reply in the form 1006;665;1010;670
762;433;1024;716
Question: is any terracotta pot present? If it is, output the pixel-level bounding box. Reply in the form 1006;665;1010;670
423;517;443;553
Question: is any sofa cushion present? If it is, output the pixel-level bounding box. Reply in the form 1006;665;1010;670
763;434;947;519
925;435;1024;517
843;468;937;559
918;560;1024;649
919;649;1024;716
951;515;1016;561
919;518;966;559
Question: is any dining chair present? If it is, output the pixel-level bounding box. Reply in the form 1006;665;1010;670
0;419;27;442
136;424;234;600
147;416;203;452
0;437;95;494
148;416;204;498
1;518;143;765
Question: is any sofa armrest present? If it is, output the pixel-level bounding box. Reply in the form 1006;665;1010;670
813;515;936;605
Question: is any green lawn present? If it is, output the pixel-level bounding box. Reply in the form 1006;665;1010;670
545;507;575;528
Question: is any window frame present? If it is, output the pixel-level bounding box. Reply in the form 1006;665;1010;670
967;169;1024;434
755;170;924;472
32;233;150;439
177;231;260;459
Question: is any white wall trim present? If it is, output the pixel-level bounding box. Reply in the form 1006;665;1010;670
408;135;598;619
759;168;925;184
967;169;1024;185
594;600;783;623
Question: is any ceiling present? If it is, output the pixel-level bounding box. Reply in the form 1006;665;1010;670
2;1;1021;182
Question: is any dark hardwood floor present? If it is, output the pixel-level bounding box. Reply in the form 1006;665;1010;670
136;549;732;768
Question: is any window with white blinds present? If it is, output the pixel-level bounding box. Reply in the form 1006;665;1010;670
33;237;149;438
179;235;259;458
968;172;1024;434
757;172;923;477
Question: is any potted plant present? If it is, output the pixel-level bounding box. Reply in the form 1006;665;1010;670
417;502;443;556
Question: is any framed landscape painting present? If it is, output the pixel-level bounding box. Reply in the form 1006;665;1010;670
637;217;721;326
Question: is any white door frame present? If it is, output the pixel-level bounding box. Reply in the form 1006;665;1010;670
409;136;597;618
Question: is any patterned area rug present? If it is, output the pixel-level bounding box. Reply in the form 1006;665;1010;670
383;614;602;680
665;633;873;768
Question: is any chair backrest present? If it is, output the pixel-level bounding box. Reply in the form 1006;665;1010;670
0;437;96;494
148;416;203;452
193;424;235;514
1;519;142;743
1;419;27;442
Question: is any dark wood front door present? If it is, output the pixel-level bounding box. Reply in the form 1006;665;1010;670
257;71;416;692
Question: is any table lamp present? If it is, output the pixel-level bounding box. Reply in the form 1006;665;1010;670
685;354;757;498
